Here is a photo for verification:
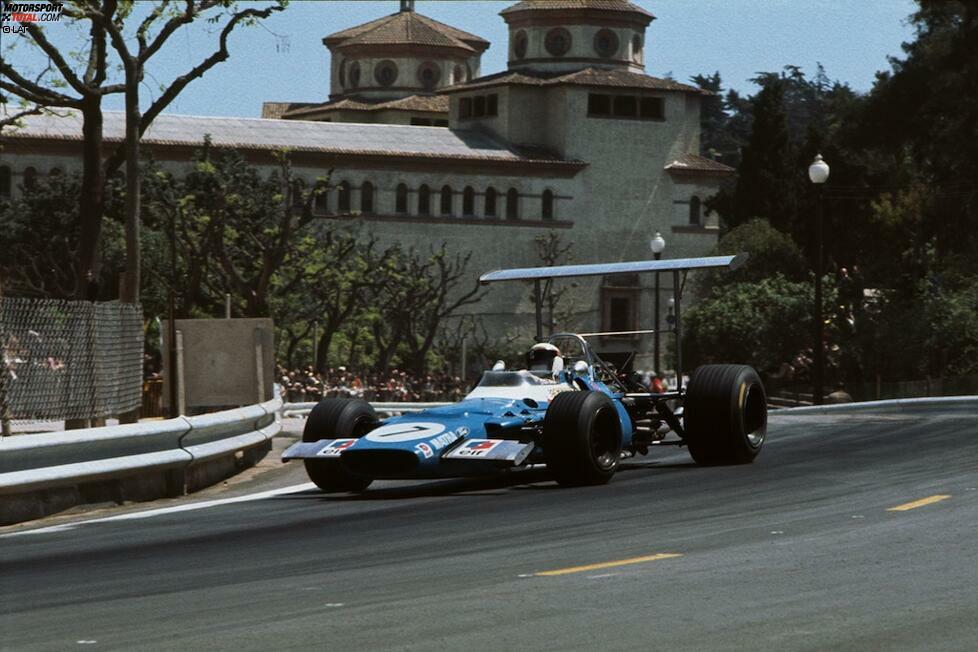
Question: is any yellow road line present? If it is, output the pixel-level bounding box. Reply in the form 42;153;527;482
887;495;951;512
535;553;683;577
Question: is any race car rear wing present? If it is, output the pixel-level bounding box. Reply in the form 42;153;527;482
479;253;749;384
478;254;747;284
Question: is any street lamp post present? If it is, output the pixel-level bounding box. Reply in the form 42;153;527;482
808;154;830;405
650;231;666;373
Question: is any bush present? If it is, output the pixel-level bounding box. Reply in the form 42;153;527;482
682;274;835;379
697;219;808;292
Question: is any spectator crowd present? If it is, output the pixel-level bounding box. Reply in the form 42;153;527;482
277;365;469;403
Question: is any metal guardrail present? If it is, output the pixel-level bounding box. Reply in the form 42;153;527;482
778;395;978;415
0;396;281;497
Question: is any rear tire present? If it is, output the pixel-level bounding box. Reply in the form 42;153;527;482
543;391;622;486
302;398;377;492
683;364;767;465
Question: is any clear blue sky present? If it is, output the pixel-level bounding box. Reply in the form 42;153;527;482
5;0;918;118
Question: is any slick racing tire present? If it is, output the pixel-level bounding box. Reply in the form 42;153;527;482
683;364;767;465
543;390;622;486
302;398;377;492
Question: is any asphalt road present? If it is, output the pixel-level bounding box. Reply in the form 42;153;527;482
2;405;977;651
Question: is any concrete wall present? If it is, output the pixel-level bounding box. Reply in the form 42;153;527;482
162;318;275;409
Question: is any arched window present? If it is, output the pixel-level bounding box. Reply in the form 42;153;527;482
291;179;304;208
396;183;409;214
337;181;351;213
542;189;554;220
462;186;475;216
418;184;431;215
689;196;701;225
632;34;643;63
0;166;11;199
506;188;519;220
440;185;453;215
484;186;497;217
361;181;374;214
24;167;37;192
314;188;329;214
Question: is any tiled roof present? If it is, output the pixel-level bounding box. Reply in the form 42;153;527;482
444;67;705;94
2;110;582;167
380;94;450;112
664;153;735;175
501;0;654;19
261;102;318;119
325;11;489;53
282;94;449;118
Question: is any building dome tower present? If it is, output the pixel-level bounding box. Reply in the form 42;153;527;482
265;1;489;124
501;0;654;74
324;0;489;101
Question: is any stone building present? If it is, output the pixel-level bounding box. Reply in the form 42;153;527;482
0;0;732;370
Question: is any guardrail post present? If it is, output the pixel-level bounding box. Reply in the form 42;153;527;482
175;329;186;416
254;328;265;403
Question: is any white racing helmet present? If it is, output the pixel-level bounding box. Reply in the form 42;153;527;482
527;342;562;372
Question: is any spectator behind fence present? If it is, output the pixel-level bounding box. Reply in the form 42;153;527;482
275;364;470;403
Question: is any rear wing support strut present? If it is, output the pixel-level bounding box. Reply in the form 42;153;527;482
480;253;748;382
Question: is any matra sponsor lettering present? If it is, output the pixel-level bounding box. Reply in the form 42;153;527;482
429;431;460;451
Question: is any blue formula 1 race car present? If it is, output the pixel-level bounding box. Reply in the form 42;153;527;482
283;254;768;491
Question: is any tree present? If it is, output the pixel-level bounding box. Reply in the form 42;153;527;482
727;79;800;233
531;233;575;334
1;2;125;298
682;274;836;381
146;145;329;319
367;245;483;375
690;71;745;165
697;219;808;291
1;0;286;303
0;170;125;298
857;0;978;269
91;0;287;303
272;227;389;373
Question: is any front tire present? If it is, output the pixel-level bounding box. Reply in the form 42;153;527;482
302;398;377;492
543;391;622;486
683;364;767;465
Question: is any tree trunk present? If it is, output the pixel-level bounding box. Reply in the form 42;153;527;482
121;62;140;305
76;96;105;300
315;329;333;374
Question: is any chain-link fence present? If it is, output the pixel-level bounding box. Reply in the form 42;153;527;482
0;298;143;424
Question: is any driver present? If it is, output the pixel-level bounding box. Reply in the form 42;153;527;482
527;342;563;375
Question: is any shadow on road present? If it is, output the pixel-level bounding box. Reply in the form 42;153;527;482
273;455;701;503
